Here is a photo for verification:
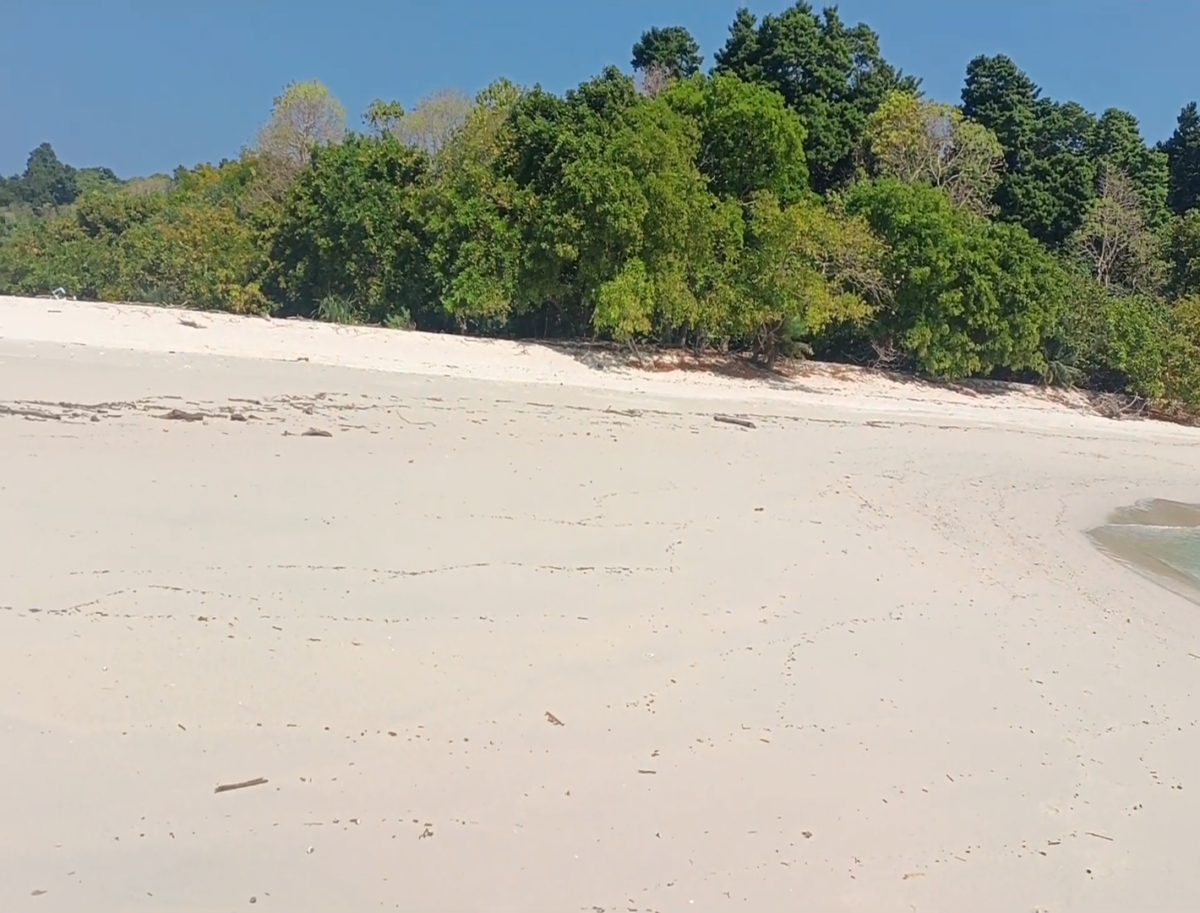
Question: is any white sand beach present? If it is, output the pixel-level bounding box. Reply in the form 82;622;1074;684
2;295;1199;912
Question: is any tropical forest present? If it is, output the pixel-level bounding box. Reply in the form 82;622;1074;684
4;3;1200;410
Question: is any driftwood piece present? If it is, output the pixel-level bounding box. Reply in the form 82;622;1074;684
214;777;268;794
713;414;756;429
159;409;205;422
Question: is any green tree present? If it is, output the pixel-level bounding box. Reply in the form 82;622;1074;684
265;134;430;325
1163;102;1200;215
1048;268;1200;404
503;70;734;343
866;90;1003;216
1089;108;1168;228
961;55;1096;247
75;166;123;196
847;178;1066;378
16;143;80;211
712;8;762;83
1164;209;1200;298
363;99;405;137
423;80;524;329
631;26;703;79
1098;292;1175;398
501;68;642;335
117;161;266;312
713;2;915;193
733;193;886;365
663;73;808;203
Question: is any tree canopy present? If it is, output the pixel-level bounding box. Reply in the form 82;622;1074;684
631;26;703;79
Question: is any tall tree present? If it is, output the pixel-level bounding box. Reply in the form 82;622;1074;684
266;135;429;325
631;26;703;79
503;69;735;343
1089;108;1168;227
1163;102;1200;215
663;72;809;204
16;143;79;211
423;80;524;328
712;2;915;193
961;55;1095;247
712;7;761;82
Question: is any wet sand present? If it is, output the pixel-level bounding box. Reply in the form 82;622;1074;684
2;298;1200;912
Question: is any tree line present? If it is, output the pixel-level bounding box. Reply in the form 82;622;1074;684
3;1;1200;408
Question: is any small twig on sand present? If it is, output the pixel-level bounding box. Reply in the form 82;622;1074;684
714;414;756;429
545;711;564;726
1085;831;1114;842
214;777;268;794
396;413;435;427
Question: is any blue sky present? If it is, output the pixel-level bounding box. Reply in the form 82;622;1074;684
1;0;1195;178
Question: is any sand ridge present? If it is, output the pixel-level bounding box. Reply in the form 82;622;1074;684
1;298;1199;911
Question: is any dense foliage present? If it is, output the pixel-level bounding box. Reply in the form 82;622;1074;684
4;1;1200;409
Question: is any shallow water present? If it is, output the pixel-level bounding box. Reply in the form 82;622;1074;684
1087;499;1200;605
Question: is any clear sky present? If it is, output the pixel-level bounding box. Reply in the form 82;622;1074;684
1;0;1195;178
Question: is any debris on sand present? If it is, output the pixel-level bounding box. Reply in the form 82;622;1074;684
714;414;756;429
214;777;268;794
0;405;61;421
158;408;205;422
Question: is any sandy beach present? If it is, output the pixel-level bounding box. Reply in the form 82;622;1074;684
2;295;1200;912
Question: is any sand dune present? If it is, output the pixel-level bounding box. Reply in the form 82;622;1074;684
2;296;1199;912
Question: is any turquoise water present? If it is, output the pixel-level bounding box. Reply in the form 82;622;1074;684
1086;500;1200;605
